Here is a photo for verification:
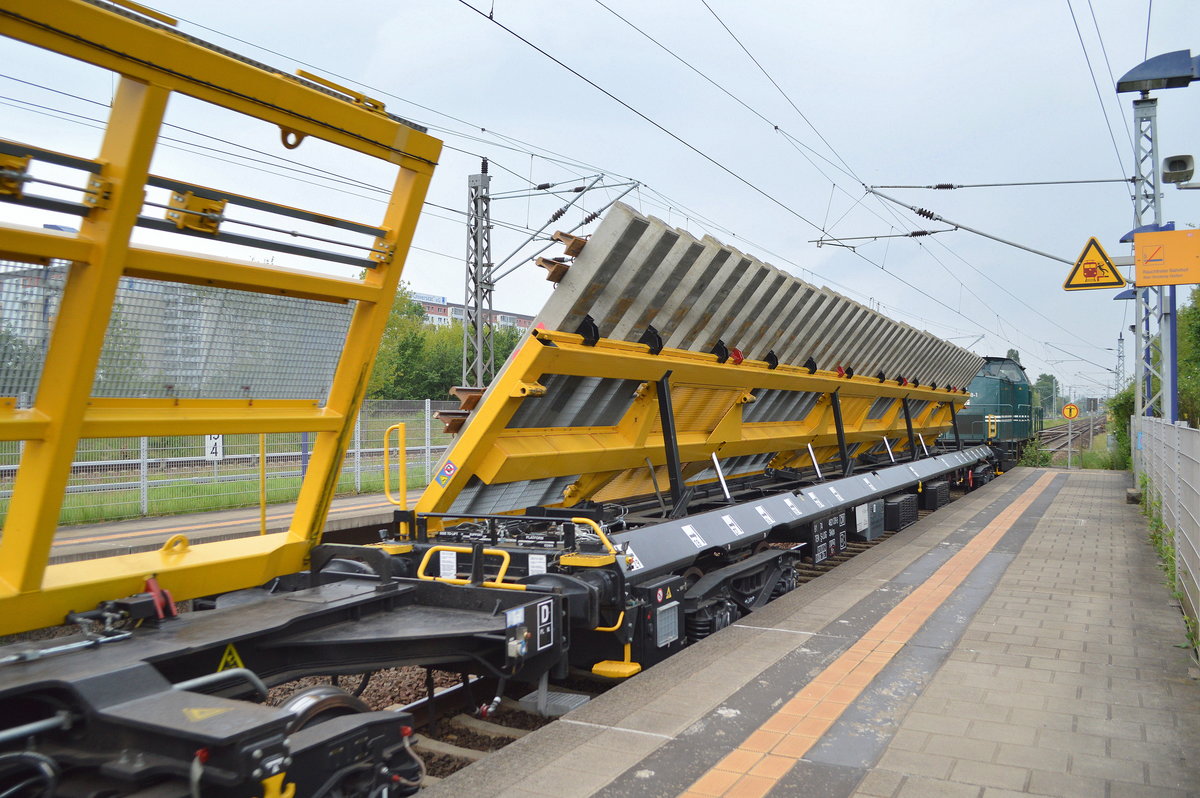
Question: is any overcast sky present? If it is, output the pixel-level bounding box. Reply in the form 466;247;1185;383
3;0;1197;395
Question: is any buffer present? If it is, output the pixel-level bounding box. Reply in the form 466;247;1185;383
1063;237;1126;290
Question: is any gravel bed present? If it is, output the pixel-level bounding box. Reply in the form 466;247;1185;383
426;720;511;752
487;706;554;731
267;667;468;711
421;751;473;779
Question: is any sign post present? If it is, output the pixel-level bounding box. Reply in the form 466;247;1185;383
1062;403;1079;469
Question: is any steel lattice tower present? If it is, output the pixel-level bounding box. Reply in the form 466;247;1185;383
462;161;494;388
1130;98;1177;421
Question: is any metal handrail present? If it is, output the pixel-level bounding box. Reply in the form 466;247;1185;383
415;545;525;591
571;516;617;556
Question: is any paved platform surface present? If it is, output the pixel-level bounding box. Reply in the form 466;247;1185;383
428;467;1200;798
48;489;421;563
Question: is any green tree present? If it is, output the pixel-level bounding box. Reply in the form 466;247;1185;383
1006;348;1021;365
1107;382;1134;470
1177;286;1199;425
367;284;428;399
1033;373;1059;413
368;284;533;399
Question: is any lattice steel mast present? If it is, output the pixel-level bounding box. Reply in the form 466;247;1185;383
1130;97;1175;420
462;159;494;388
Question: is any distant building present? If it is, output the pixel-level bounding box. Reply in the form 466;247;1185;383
411;292;533;330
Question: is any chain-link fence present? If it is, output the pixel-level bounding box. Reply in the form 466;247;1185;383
0;399;459;526
1133;416;1199;656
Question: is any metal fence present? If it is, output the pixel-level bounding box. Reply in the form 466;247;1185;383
0;399;459;526
1132;416;1199;652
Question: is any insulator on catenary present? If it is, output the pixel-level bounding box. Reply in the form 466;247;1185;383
915;207;936;220
480;158;488;174
583;211;599;224
909;230;931;237
549;207;566;223
933;183;955;189
536;183;551;190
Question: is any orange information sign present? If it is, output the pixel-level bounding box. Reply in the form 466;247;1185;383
1063;237;1126;290
1134;229;1200;286
1062;403;1079;420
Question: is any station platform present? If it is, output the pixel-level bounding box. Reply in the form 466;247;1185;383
428;467;1200;798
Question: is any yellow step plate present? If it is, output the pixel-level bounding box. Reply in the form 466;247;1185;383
592;660;643;679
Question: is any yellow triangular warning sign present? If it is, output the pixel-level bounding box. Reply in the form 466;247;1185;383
665;587;673;599
1064;237;1126;290
217;643;245;671
183;707;234;722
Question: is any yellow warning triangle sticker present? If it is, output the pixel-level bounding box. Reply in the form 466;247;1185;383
1063;237;1126;290
217;643;245;671
183;707;234;722
665;587;672;599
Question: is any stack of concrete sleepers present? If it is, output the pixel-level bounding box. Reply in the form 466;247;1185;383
533;203;982;390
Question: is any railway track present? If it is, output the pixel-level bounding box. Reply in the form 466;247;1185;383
1039;415;1105;454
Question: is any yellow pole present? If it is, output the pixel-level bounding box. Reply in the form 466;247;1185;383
259;433;267;535
383;423;408;509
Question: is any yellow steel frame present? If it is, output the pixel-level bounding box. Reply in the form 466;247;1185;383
416;329;966;525
0;0;440;635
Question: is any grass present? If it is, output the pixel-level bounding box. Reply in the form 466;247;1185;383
1079;432;1121;470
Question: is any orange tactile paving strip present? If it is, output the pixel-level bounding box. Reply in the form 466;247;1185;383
679;472;1057;798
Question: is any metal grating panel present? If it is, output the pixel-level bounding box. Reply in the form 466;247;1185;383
92;278;353;400
0;259;66;405
532;202;983;387
1;261;353;402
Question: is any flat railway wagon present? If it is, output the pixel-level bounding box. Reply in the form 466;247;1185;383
0;3;995;796
954;355;1041;471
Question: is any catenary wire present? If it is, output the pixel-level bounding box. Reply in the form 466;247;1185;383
1065;0;1129;178
13;5;1087;367
156;0;1089;358
1085;0;1135;149
447;4;1073;362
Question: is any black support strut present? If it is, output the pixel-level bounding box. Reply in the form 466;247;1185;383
829;391;852;477
902;398;918;462
949;401;963;451
656;371;692;517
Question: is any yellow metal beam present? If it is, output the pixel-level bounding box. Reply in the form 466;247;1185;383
0;0;440;170
123;246;381;304
0;403;51;441
0;401;346;441
0;77;168;595
0;535;311;637
286;164;434;548
416;331;967;517
0;221;92;262
0;5;441;634
0;224;384;304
